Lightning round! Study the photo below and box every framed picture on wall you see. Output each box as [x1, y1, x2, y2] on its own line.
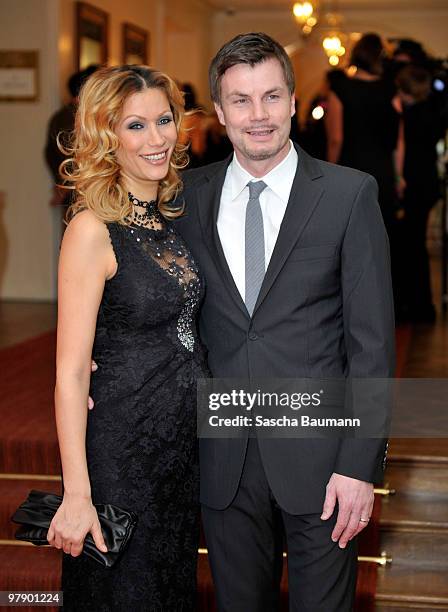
[122, 23, 149, 65]
[0, 51, 39, 102]
[76, 1, 109, 70]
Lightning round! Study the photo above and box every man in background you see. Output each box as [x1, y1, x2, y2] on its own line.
[44, 65, 98, 210]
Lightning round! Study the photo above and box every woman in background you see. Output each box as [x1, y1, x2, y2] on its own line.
[47, 65, 207, 610]
[396, 63, 445, 321]
[325, 33, 403, 233]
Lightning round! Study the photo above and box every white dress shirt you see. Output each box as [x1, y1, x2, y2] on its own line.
[217, 140, 298, 300]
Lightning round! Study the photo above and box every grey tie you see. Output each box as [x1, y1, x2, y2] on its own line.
[245, 180, 267, 316]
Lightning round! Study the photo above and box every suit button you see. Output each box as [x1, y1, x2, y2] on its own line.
[248, 331, 258, 341]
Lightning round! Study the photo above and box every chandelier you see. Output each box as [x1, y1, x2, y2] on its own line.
[292, 0, 350, 66]
[322, 34, 346, 66]
[292, 2, 318, 36]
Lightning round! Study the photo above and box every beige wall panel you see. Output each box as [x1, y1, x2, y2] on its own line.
[0, 0, 59, 300]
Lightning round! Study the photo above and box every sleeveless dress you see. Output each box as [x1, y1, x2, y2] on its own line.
[61, 212, 207, 611]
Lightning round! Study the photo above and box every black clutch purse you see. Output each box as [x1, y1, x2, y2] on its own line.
[11, 490, 138, 568]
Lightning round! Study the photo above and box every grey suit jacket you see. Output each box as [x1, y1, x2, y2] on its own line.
[175, 143, 395, 514]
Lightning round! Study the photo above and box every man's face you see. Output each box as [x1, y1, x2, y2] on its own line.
[214, 57, 295, 169]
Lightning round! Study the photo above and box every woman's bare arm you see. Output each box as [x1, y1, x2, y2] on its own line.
[326, 91, 344, 163]
[392, 95, 406, 199]
[48, 210, 116, 557]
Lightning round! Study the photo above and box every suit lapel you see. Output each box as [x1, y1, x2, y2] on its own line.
[252, 145, 324, 316]
[196, 158, 249, 318]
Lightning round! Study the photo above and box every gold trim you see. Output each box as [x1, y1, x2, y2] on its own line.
[199, 548, 391, 564]
[374, 483, 396, 496]
[199, 547, 288, 557]
[0, 474, 61, 481]
[358, 552, 392, 566]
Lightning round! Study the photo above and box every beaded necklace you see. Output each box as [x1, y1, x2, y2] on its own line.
[128, 192, 162, 229]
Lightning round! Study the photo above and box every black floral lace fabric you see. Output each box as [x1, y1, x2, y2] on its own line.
[61, 219, 208, 611]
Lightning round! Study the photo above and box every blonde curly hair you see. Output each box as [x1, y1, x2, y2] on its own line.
[60, 65, 188, 223]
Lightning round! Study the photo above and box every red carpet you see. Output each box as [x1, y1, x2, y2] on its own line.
[0, 330, 59, 474]
[395, 324, 413, 378]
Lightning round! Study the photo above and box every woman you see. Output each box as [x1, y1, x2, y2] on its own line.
[47, 65, 207, 611]
[395, 63, 443, 322]
[325, 33, 403, 232]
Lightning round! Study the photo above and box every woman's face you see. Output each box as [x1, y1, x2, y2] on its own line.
[115, 87, 177, 189]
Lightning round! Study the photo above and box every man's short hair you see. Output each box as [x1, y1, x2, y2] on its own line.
[209, 32, 295, 104]
[67, 64, 100, 98]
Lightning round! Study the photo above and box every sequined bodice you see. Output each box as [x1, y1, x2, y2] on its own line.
[127, 221, 202, 352]
[92, 218, 204, 365]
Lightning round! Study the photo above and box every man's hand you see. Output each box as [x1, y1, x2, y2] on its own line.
[88, 360, 97, 410]
[321, 473, 374, 548]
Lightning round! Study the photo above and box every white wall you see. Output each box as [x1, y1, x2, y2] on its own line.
[212, 9, 300, 54]
[0, 0, 59, 300]
[161, 0, 214, 109]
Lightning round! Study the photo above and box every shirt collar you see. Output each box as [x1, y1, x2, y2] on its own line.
[230, 140, 298, 203]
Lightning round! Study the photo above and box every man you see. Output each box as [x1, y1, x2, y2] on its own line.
[44, 65, 98, 210]
[175, 33, 395, 611]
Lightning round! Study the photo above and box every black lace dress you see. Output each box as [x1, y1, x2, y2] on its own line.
[61, 205, 207, 611]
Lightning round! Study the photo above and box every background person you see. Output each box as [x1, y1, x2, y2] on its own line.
[179, 82, 209, 167]
[395, 63, 447, 321]
[44, 65, 98, 210]
[325, 33, 403, 232]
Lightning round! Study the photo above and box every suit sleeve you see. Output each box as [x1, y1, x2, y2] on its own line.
[335, 174, 395, 483]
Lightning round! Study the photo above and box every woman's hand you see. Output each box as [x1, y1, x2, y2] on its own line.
[47, 494, 108, 557]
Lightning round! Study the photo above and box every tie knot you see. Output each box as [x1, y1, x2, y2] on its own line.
[247, 180, 267, 200]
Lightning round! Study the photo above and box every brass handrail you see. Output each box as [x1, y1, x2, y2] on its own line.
[199, 547, 392, 565]
[358, 551, 392, 566]
[374, 483, 396, 496]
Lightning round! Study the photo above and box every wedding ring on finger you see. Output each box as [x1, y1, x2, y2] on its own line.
[359, 517, 370, 523]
